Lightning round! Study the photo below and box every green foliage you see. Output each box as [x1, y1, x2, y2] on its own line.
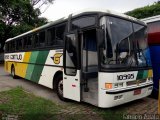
[126, 1, 160, 19]
[0, 0, 49, 52]
[0, 87, 59, 120]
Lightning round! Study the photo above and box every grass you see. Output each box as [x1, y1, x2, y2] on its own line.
[0, 87, 60, 120]
[0, 87, 126, 120]
[95, 107, 126, 120]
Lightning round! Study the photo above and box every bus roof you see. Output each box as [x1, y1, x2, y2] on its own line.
[141, 15, 160, 23]
[6, 9, 143, 43]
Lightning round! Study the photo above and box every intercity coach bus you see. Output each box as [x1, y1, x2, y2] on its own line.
[4, 9, 153, 108]
[142, 15, 160, 98]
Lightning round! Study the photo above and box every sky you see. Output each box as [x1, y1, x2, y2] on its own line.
[40, 0, 157, 21]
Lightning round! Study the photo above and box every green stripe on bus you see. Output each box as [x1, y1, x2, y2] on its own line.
[136, 71, 144, 80]
[136, 70, 148, 80]
[25, 64, 35, 80]
[143, 70, 148, 79]
[30, 50, 49, 83]
[25, 51, 39, 80]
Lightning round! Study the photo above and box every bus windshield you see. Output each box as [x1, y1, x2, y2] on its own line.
[100, 16, 151, 70]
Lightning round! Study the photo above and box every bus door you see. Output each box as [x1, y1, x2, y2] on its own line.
[63, 32, 81, 101]
[81, 29, 98, 105]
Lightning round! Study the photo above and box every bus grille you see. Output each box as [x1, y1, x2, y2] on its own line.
[126, 79, 147, 86]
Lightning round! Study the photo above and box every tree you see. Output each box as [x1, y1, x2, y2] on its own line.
[0, 0, 49, 52]
[31, 0, 54, 7]
[126, 1, 160, 19]
[31, 0, 54, 13]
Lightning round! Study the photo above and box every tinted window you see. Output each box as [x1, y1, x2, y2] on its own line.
[72, 16, 95, 30]
[24, 37, 28, 49]
[55, 24, 65, 45]
[133, 23, 147, 50]
[16, 39, 23, 50]
[33, 33, 39, 47]
[8, 42, 11, 52]
[47, 27, 55, 46]
[65, 34, 77, 75]
[39, 31, 45, 47]
[11, 41, 15, 51]
[5, 43, 10, 52]
[27, 36, 32, 48]
[5, 43, 8, 52]
[109, 16, 133, 51]
[19, 39, 23, 50]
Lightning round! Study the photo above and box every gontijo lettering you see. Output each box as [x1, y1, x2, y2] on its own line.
[5, 54, 22, 60]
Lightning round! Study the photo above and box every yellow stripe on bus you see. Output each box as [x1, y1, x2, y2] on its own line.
[16, 52, 31, 78]
[148, 69, 153, 78]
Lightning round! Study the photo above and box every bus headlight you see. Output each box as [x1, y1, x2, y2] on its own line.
[114, 83, 118, 88]
[114, 83, 123, 88]
[105, 83, 124, 89]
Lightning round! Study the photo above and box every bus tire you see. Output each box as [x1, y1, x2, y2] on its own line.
[11, 65, 17, 79]
[55, 75, 66, 101]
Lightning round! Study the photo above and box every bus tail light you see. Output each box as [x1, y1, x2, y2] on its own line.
[105, 83, 112, 89]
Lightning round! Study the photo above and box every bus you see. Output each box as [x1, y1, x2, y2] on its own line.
[4, 9, 153, 108]
[142, 15, 160, 98]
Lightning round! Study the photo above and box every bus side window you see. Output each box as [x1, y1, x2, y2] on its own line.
[11, 41, 15, 52]
[27, 36, 32, 49]
[8, 42, 11, 52]
[15, 39, 19, 51]
[55, 24, 65, 46]
[5, 43, 9, 52]
[24, 37, 28, 49]
[47, 27, 55, 46]
[33, 33, 39, 48]
[5, 43, 8, 52]
[16, 39, 23, 51]
[39, 31, 45, 47]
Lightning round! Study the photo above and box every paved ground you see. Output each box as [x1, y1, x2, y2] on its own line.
[0, 64, 63, 105]
[0, 64, 159, 119]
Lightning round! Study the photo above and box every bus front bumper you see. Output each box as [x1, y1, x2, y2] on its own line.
[98, 84, 153, 108]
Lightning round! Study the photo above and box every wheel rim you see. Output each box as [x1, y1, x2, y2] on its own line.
[58, 80, 63, 96]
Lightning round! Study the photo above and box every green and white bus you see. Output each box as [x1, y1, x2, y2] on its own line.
[4, 9, 153, 108]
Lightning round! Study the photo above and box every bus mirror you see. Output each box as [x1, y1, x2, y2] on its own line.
[97, 29, 104, 47]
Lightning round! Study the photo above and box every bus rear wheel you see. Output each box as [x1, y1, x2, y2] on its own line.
[11, 66, 17, 79]
[55, 75, 66, 101]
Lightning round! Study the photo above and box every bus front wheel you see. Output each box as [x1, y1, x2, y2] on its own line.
[56, 75, 66, 101]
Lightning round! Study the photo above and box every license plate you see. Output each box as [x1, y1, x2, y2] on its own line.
[134, 89, 141, 95]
